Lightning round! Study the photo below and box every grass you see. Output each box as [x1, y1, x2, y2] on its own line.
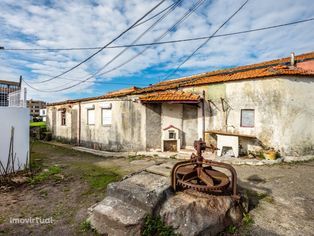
[143, 215, 177, 236]
[80, 220, 93, 232]
[84, 169, 120, 190]
[224, 225, 237, 234]
[29, 165, 62, 184]
[30, 121, 46, 127]
[242, 213, 254, 226]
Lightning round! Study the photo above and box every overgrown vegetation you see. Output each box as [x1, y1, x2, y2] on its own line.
[29, 165, 62, 185]
[143, 215, 177, 236]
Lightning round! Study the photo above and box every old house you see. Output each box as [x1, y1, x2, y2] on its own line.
[47, 51, 314, 157]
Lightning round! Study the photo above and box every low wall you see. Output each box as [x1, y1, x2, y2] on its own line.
[0, 107, 29, 173]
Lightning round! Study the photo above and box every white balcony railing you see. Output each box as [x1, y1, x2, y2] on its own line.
[8, 88, 27, 107]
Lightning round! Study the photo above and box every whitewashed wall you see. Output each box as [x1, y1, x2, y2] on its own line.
[0, 107, 29, 173]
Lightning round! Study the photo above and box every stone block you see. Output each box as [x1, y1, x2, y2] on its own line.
[106, 171, 173, 213]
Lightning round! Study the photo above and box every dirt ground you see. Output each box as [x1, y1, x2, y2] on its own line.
[0, 142, 313, 236]
[0, 142, 170, 236]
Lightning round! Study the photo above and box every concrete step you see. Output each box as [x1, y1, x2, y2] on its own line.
[90, 196, 146, 236]
[106, 171, 173, 213]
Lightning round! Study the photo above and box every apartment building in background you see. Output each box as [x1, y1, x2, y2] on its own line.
[27, 99, 46, 119]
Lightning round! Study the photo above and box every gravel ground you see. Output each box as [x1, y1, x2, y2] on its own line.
[234, 161, 314, 236]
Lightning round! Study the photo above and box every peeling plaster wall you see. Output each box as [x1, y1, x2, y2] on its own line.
[161, 103, 183, 148]
[145, 104, 162, 150]
[47, 76, 313, 156]
[79, 99, 146, 151]
[198, 76, 314, 156]
[47, 106, 74, 142]
[182, 104, 198, 148]
[48, 98, 146, 151]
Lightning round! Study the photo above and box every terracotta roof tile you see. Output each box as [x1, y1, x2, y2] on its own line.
[183, 65, 314, 87]
[139, 91, 200, 103]
[48, 86, 139, 106]
[48, 51, 314, 106]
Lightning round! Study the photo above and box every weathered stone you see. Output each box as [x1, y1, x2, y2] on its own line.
[146, 163, 175, 177]
[106, 171, 173, 213]
[90, 196, 146, 236]
[160, 190, 243, 236]
[90, 171, 173, 235]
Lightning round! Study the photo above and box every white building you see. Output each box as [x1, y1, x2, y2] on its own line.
[0, 80, 29, 174]
[40, 108, 47, 122]
[47, 52, 314, 157]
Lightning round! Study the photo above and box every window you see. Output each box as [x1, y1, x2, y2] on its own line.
[61, 110, 66, 126]
[241, 109, 255, 127]
[168, 130, 176, 139]
[87, 109, 95, 125]
[102, 108, 112, 125]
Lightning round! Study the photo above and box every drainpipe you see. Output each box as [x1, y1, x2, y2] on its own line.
[202, 90, 206, 140]
[78, 102, 81, 146]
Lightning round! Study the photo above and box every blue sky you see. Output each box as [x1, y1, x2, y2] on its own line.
[0, 0, 314, 102]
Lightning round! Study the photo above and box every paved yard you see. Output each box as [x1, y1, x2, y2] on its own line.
[0, 141, 313, 236]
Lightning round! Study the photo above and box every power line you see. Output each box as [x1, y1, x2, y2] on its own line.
[2, 17, 313, 52]
[30, 0, 183, 86]
[84, 0, 206, 85]
[160, 0, 249, 82]
[24, 0, 207, 92]
[33, 0, 167, 83]
[133, 1, 179, 28]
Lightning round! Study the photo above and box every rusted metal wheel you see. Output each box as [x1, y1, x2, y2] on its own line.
[175, 164, 230, 192]
[171, 139, 239, 200]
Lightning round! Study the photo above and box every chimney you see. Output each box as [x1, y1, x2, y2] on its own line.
[290, 52, 295, 66]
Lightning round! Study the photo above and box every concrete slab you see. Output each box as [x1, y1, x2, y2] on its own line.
[145, 163, 175, 177]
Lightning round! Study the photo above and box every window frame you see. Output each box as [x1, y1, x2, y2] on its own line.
[240, 109, 255, 128]
[101, 107, 112, 126]
[61, 110, 66, 126]
[87, 108, 95, 126]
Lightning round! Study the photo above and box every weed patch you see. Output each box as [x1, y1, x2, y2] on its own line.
[224, 225, 237, 234]
[29, 165, 61, 184]
[242, 213, 254, 226]
[80, 220, 99, 235]
[143, 215, 177, 236]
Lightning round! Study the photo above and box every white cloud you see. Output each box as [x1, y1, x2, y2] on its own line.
[0, 0, 313, 102]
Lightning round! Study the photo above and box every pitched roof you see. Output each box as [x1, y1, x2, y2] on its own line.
[139, 91, 200, 103]
[183, 65, 314, 87]
[149, 51, 314, 88]
[48, 51, 314, 106]
[133, 52, 314, 94]
[48, 86, 139, 106]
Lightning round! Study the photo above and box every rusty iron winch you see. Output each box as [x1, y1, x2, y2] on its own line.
[171, 139, 239, 200]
